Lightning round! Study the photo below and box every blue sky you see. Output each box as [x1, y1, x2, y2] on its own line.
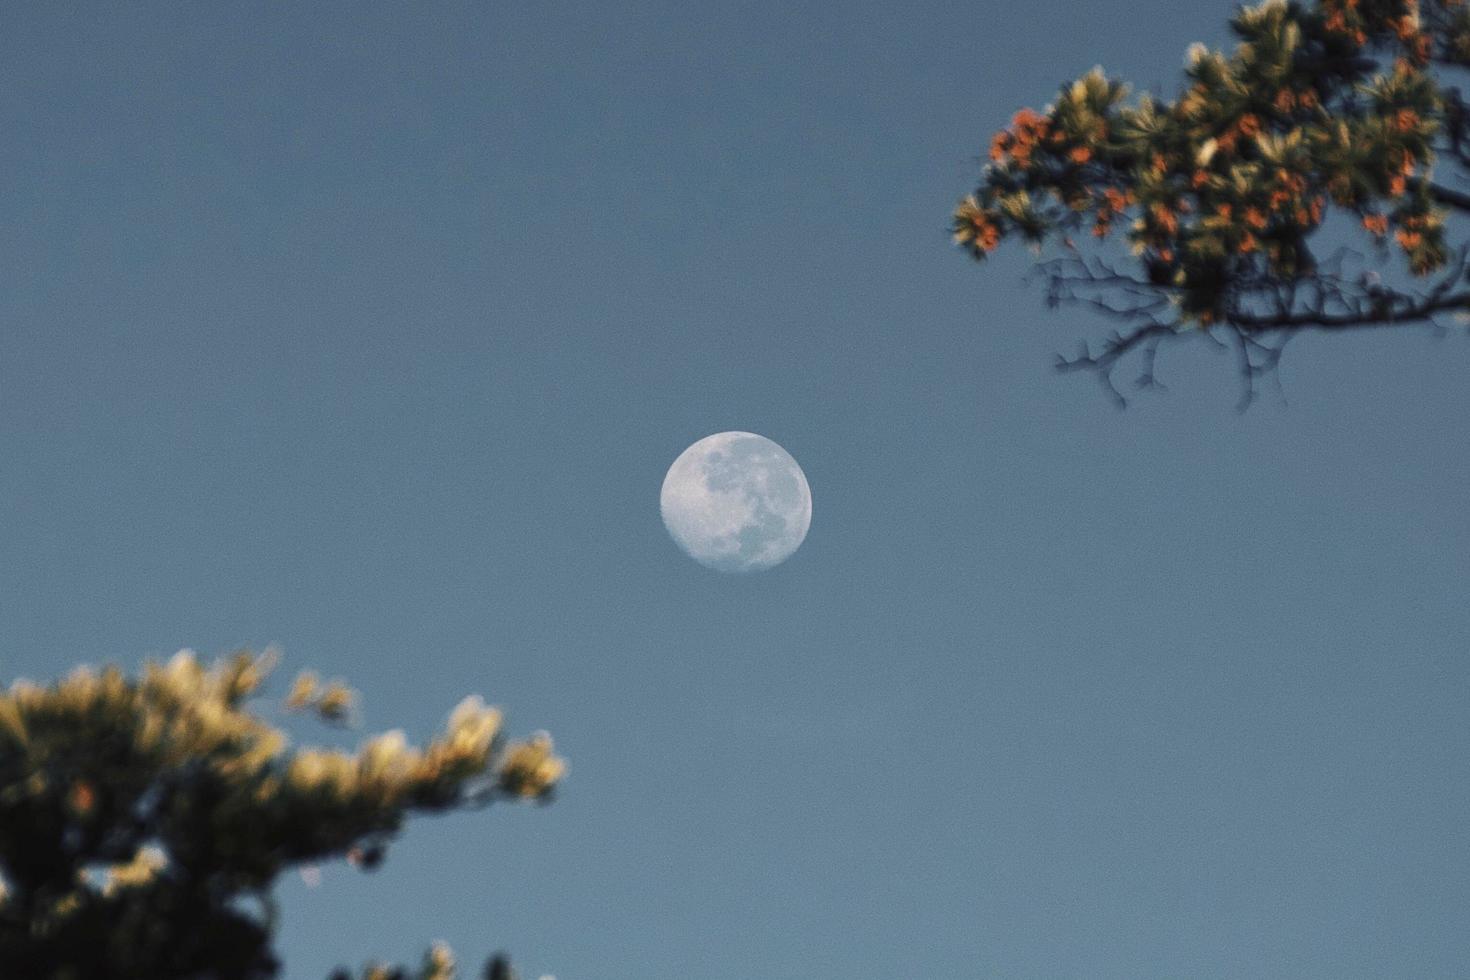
[3, 1, 1469, 977]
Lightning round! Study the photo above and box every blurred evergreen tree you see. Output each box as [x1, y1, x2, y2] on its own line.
[0, 651, 563, 979]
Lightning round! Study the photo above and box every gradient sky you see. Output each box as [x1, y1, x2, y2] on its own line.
[3, 2, 1469, 977]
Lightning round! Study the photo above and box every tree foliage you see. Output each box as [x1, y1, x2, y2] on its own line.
[0, 651, 564, 979]
[953, 0, 1470, 402]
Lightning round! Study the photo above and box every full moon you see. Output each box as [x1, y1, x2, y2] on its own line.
[660, 432, 812, 573]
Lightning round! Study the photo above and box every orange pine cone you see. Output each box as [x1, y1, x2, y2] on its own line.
[989, 132, 1011, 162]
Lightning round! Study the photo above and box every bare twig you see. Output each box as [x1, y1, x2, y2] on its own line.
[1038, 244, 1470, 405]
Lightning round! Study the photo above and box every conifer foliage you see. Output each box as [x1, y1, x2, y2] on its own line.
[954, 0, 1470, 400]
[0, 651, 564, 979]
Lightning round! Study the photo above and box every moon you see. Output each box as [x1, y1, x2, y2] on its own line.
[660, 432, 813, 573]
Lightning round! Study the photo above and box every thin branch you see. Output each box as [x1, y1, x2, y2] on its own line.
[1054, 321, 1178, 407]
[1038, 242, 1470, 405]
[1410, 177, 1470, 213]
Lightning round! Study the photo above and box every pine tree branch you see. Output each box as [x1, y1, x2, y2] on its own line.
[1229, 289, 1470, 330]
[1414, 177, 1470, 213]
